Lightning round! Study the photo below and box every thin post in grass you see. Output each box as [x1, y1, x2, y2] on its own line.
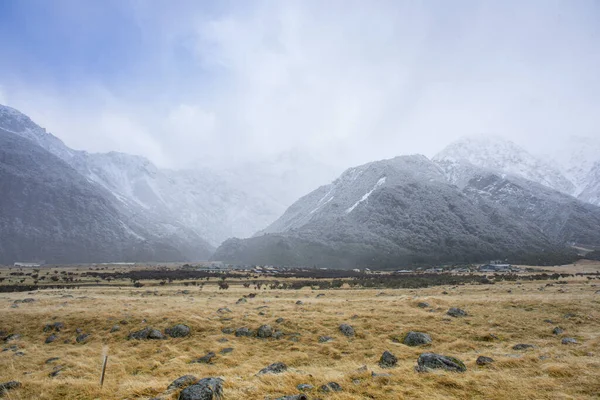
[100, 346, 109, 387]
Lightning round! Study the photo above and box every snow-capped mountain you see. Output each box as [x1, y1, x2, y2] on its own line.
[213, 155, 596, 268]
[0, 104, 281, 247]
[433, 136, 575, 195]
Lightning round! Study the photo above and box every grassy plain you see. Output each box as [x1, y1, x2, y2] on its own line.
[1, 262, 599, 399]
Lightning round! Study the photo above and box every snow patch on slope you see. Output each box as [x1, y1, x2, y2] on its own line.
[346, 177, 386, 214]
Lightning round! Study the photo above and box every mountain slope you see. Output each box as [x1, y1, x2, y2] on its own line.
[213, 156, 572, 268]
[0, 128, 212, 264]
[0, 104, 279, 246]
[434, 136, 575, 195]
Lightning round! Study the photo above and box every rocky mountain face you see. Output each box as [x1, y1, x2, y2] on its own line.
[0, 128, 212, 264]
[212, 155, 596, 268]
[0, 104, 280, 249]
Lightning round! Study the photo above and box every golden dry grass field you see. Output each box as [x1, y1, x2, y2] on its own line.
[1, 263, 600, 399]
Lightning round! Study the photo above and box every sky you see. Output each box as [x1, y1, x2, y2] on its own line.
[0, 0, 598, 170]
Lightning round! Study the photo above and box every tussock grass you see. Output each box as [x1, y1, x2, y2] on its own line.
[1, 265, 600, 399]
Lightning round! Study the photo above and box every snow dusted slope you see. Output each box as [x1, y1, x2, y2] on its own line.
[0, 104, 280, 247]
[434, 136, 575, 195]
[579, 161, 600, 205]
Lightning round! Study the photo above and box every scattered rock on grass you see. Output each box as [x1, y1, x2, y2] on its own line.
[379, 351, 398, 368]
[512, 344, 534, 351]
[403, 332, 432, 346]
[256, 325, 273, 338]
[235, 327, 253, 337]
[167, 375, 197, 391]
[191, 352, 216, 364]
[552, 327, 564, 335]
[0, 381, 21, 395]
[178, 377, 223, 400]
[274, 395, 308, 400]
[447, 308, 467, 317]
[45, 334, 58, 344]
[165, 324, 190, 338]
[562, 338, 577, 345]
[257, 362, 287, 375]
[76, 333, 90, 343]
[339, 324, 355, 337]
[476, 356, 494, 366]
[110, 325, 120, 333]
[318, 336, 333, 343]
[128, 327, 164, 340]
[319, 382, 342, 392]
[416, 353, 466, 372]
[45, 357, 60, 364]
[417, 302, 430, 308]
[297, 384, 313, 391]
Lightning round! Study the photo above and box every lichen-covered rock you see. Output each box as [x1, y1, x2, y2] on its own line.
[257, 362, 287, 375]
[379, 350, 398, 368]
[178, 377, 223, 400]
[165, 324, 190, 338]
[403, 331, 432, 346]
[318, 336, 333, 343]
[339, 324, 355, 337]
[416, 353, 466, 372]
[45, 334, 58, 344]
[297, 384, 314, 391]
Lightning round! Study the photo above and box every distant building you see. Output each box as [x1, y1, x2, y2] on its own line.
[14, 262, 43, 268]
[479, 263, 513, 273]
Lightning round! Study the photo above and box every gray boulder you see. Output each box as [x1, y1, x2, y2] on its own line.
[128, 327, 165, 340]
[379, 350, 398, 368]
[552, 327, 564, 335]
[275, 318, 284, 324]
[257, 362, 287, 375]
[235, 327, 253, 337]
[403, 331, 432, 346]
[76, 333, 90, 343]
[512, 344, 534, 350]
[297, 384, 314, 391]
[319, 382, 342, 392]
[562, 337, 577, 345]
[339, 324, 355, 337]
[416, 353, 466, 372]
[447, 308, 467, 317]
[476, 356, 494, 366]
[256, 325, 273, 338]
[178, 377, 224, 400]
[417, 302, 430, 308]
[45, 334, 58, 344]
[0, 380, 21, 395]
[168, 375, 198, 391]
[318, 336, 333, 343]
[191, 352, 216, 364]
[166, 324, 191, 338]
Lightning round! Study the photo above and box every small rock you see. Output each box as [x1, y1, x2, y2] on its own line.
[256, 325, 273, 338]
[110, 325, 121, 333]
[319, 382, 342, 392]
[318, 336, 334, 343]
[339, 324, 355, 337]
[221, 328, 233, 334]
[273, 396, 308, 400]
[552, 327, 564, 335]
[379, 351, 398, 368]
[512, 344, 534, 351]
[235, 327, 253, 337]
[275, 318, 284, 324]
[45, 357, 60, 364]
[45, 334, 58, 344]
[257, 362, 287, 375]
[447, 308, 467, 317]
[217, 338, 228, 343]
[167, 375, 197, 391]
[403, 331, 432, 347]
[476, 356, 494, 366]
[297, 383, 314, 391]
[217, 308, 231, 314]
[4, 334, 21, 342]
[165, 324, 191, 338]
[417, 302, 430, 308]
[295, 300, 303, 305]
[416, 353, 466, 372]
[76, 328, 83, 334]
[49, 365, 64, 377]
[0, 381, 21, 394]
[178, 377, 223, 400]
[562, 338, 577, 345]
[316, 294, 325, 298]
[236, 298, 247, 304]
[219, 348, 233, 354]
[191, 352, 216, 364]
[76, 333, 90, 343]
[128, 327, 165, 340]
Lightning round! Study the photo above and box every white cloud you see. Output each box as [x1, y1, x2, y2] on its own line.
[2, 1, 599, 170]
